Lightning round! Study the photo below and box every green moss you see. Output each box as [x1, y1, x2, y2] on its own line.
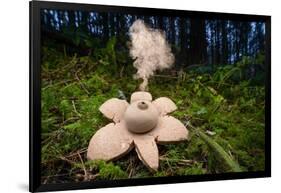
[87, 160, 128, 180]
[40, 39, 265, 183]
[177, 163, 206, 175]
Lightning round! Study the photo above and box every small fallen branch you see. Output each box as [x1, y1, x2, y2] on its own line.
[75, 71, 90, 95]
[72, 100, 82, 117]
[65, 148, 87, 158]
[153, 74, 178, 79]
[77, 151, 89, 181]
[159, 157, 197, 166]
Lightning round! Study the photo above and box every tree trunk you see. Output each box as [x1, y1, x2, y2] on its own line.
[109, 13, 115, 37]
[169, 17, 176, 45]
[179, 17, 188, 65]
[101, 12, 109, 41]
[221, 20, 228, 64]
[190, 18, 207, 65]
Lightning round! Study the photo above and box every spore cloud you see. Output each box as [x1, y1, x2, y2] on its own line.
[129, 20, 175, 91]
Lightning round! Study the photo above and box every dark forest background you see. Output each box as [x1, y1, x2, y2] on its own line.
[41, 9, 265, 68]
[40, 9, 266, 184]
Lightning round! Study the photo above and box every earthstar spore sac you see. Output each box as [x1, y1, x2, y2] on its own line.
[87, 91, 189, 171]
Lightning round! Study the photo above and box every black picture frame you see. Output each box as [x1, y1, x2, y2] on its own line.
[29, 1, 271, 192]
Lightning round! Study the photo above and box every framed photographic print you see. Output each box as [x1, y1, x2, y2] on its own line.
[29, 0, 271, 192]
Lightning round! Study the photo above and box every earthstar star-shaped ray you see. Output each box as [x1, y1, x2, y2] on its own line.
[87, 91, 189, 171]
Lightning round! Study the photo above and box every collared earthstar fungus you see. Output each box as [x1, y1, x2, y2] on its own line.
[87, 91, 189, 171]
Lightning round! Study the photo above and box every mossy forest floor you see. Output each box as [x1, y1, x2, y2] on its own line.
[41, 39, 265, 184]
